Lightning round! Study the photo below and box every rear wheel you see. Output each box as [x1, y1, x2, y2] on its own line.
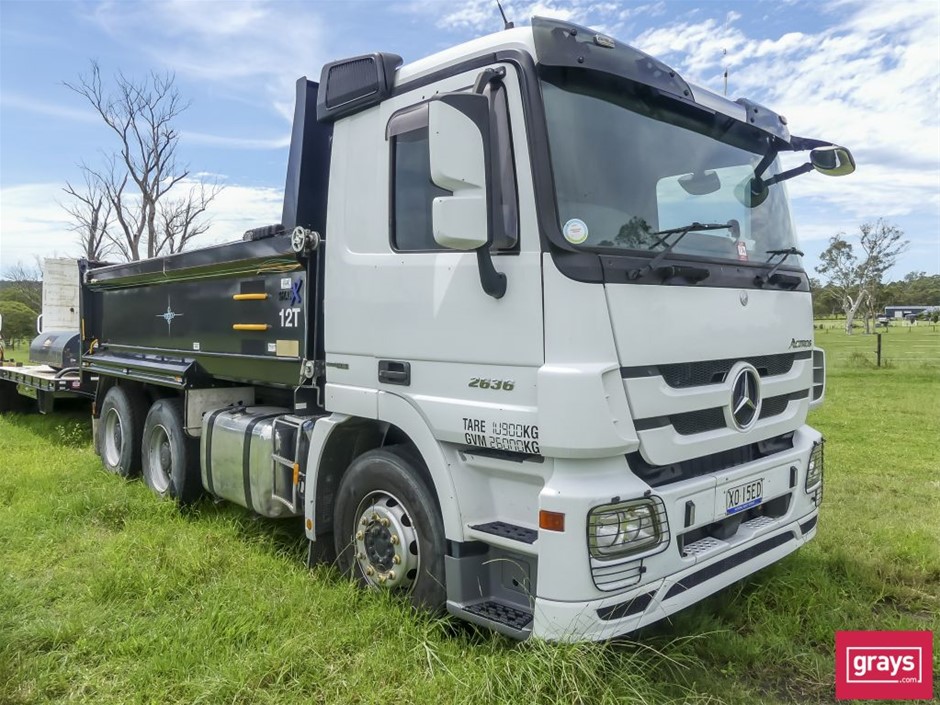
[141, 398, 202, 505]
[98, 385, 147, 477]
[334, 447, 446, 612]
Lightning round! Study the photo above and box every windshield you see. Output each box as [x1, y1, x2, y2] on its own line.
[541, 71, 801, 268]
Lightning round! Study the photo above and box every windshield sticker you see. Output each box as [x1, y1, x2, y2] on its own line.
[736, 240, 749, 261]
[563, 218, 589, 244]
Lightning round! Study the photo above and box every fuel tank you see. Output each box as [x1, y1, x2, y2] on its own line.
[200, 405, 301, 518]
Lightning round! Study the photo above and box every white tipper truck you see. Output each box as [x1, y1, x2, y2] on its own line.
[70, 17, 852, 641]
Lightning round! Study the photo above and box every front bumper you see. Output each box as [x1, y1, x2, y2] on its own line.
[532, 510, 818, 641]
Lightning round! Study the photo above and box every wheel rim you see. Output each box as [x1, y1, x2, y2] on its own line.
[102, 407, 124, 468]
[353, 491, 421, 591]
[146, 423, 172, 493]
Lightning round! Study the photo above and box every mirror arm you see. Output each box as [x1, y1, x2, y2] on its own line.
[473, 66, 506, 94]
[470, 65, 508, 300]
[762, 161, 814, 188]
[475, 248, 507, 298]
[788, 135, 832, 152]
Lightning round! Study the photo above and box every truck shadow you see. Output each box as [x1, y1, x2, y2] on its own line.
[0, 402, 93, 445]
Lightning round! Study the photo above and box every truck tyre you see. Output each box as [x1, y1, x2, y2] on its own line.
[334, 447, 446, 612]
[98, 385, 147, 478]
[141, 398, 202, 505]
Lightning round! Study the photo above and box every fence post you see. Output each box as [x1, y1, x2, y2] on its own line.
[876, 332, 882, 368]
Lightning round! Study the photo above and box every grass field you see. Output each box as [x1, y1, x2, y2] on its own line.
[1, 326, 938, 704]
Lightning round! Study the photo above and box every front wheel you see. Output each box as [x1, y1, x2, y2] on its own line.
[334, 447, 446, 612]
[141, 398, 202, 505]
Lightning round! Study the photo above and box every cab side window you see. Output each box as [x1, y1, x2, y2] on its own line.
[389, 104, 449, 251]
[388, 79, 518, 252]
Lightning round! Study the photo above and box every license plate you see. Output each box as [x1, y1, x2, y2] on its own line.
[725, 478, 763, 515]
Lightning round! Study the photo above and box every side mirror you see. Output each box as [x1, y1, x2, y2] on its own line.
[428, 89, 506, 299]
[810, 145, 856, 177]
[428, 94, 490, 250]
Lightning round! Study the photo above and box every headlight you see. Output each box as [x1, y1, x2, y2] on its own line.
[588, 498, 669, 560]
[806, 440, 824, 491]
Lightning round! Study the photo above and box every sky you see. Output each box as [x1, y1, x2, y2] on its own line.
[1, 0, 938, 279]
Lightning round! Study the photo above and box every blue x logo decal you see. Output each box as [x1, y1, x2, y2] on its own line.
[290, 279, 303, 306]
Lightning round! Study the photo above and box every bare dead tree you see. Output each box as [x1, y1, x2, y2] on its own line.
[64, 61, 221, 261]
[154, 180, 222, 256]
[61, 170, 113, 261]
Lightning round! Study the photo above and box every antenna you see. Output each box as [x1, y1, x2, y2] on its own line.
[722, 48, 729, 96]
[495, 0, 514, 29]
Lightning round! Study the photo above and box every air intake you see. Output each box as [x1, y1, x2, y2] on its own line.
[810, 348, 826, 407]
[316, 52, 402, 122]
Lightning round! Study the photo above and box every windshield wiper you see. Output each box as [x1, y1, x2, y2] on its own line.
[630, 221, 738, 282]
[754, 247, 804, 288]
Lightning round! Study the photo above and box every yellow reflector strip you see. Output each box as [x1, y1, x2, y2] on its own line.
[233, 293, 269, 301]
[233, 324, 270, 331]
[292, 463, 300, 485]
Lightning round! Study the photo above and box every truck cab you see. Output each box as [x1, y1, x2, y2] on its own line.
[79, 17, 850, 641]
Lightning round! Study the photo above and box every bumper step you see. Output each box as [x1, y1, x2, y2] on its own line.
[464, 599, 533, 631]
[470, 521, 537, 544]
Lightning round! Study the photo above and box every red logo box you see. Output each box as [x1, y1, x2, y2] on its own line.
[836, 631, 934, 701]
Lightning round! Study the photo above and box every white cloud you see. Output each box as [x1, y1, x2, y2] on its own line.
[0, 93, 98, 124]
[632, 0, 940, 243]
[0, 184, 76, 269]
[417, 0, 638, 32]
[199, 182, 284, 246]
[0, 180, 284, 268]
[181, 130, 291, 150]
[84, 0, 329, 125]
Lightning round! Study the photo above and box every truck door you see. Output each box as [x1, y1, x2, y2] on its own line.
[324, 62, 543, 451]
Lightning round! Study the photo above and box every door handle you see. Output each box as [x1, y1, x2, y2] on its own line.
[378, 360, 410, 386]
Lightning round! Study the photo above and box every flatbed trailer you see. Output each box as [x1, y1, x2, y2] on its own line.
[0, 259, 95, 413]
[0, 361, 95, 413]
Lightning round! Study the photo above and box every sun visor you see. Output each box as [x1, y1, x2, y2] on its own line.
[531, 16, 692, 101]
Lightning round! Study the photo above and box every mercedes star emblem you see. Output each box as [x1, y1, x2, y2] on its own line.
[726, 363, 762, 431]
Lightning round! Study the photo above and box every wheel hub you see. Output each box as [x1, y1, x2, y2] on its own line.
[146, 424, 172, 493]
[103, 408, 124, 467]
[353, 492, 420, 591]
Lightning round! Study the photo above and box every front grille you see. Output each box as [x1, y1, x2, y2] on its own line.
[759, 396, 788, 418]
[624, 351, 810, 389]
[671, 407, 726, 435]
[627, 433, 795, 487]
[637, 390, 808, 436]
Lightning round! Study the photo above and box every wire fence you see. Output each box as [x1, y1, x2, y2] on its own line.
[814, 319, 940, 369]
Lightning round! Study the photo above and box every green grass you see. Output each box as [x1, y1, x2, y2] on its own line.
[1, 329, 938, 704]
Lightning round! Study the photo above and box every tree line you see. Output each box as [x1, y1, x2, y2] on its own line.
[811, 219, 932, 334]
[811, 270, 939, 322]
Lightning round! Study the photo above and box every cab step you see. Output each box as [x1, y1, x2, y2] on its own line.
[469, 521, 537, 544]
[452, 599, 534, 638]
